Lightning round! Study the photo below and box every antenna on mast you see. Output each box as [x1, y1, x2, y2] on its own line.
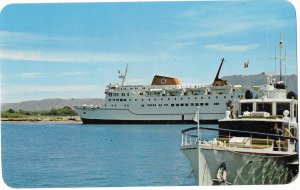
[285, 49, 287, 83]
[274, 42, 277, 74]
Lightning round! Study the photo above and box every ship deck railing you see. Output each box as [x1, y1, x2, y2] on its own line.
[181, 126, 298, 153]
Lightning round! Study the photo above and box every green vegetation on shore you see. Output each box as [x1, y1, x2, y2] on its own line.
[1, 106, 81, 122]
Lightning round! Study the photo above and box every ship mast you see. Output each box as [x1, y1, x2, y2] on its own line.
[118, 64, 128, 86]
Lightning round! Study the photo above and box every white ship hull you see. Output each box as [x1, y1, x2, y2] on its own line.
[75, 108, 226, 124]
[181, 143, 298, 185]
[74, 94, 236, 124]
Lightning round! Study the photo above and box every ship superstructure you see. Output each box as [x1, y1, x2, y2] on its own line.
[74, 59, 247, 124]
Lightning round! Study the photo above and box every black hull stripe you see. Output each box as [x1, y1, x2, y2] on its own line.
[180, 147, 197, 150]
[218, 120, 284, 137]
[81, 118, 218, 124]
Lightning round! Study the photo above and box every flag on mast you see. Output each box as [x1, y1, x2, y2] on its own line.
[244, 61, 249, 68]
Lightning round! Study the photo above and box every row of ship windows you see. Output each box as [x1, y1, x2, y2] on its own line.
[107, 92, 244, 99]
[145, 102, 218, 107]
[108, 93, 130, 97]
[107, 102, 220, 107]
[111, 87, 208, 90]
[110, 87, 146, 90]
[108, 95, 238, 102]
[111, 87, 198, 91]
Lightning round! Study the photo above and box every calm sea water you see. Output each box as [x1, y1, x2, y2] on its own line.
[1, 122, 218, 188]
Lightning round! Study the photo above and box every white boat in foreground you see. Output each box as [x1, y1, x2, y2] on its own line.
[180, 77, 298, 185]
[180, 34, 298, 185]
[180, 123, 298, 185]
[181, 84, 298, 186]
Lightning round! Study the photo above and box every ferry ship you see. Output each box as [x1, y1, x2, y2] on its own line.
[74, 59, 247, 124]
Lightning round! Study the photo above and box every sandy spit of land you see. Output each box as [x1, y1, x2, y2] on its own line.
[1, 116, 82, 123]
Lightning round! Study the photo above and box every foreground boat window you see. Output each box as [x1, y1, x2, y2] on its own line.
[240, 103, 253, 114]
[256, 102, 272, 113]
[276, 102, 290, 116]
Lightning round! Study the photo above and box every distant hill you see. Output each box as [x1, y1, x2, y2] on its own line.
[222, 73, 298, 92]
[1, 98, 104, 112]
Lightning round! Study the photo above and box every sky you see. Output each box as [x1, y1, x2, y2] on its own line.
[0, 0, 298, 103]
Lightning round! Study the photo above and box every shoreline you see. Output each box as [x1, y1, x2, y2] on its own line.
[1, 120, 83, 124]
[1, 116, 82, 124]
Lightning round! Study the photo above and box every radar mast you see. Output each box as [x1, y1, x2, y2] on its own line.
[118, 64, 128, 86]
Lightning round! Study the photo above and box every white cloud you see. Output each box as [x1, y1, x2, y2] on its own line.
[176, 17, 287, 41]
[174, 4, 289, 40]
[178, 9, 202, 19]
[0, 31, 170, 63]
[0, 49, 156, 63]
[167, 41, 197, 51]
[0, 31, 171, 63]
[0, 31, 85, 45]
[2, 84, 97, 95]
[204, 43, 259, 52]
[61, 72, 85, 76]
[19, 72, 43, 79]
[158, 5, 289, 54]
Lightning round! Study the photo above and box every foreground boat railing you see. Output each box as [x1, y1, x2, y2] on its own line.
[181, 126, 298, 153]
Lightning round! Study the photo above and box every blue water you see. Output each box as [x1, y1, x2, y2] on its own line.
[1, 123, 216, 188]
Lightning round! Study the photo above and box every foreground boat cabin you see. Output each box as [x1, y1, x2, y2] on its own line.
[219, 98, 298, 136]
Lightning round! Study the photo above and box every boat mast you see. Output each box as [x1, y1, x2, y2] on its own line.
[279, 33, 283, 81]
